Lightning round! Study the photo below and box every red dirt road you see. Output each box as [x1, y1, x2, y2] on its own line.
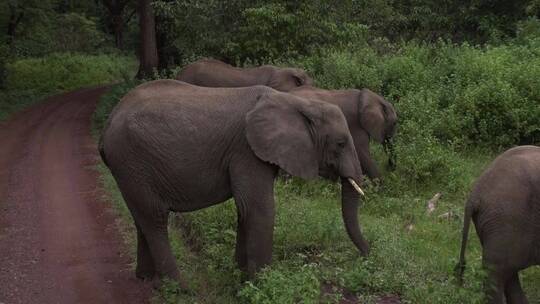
[0, 88, 151, 304]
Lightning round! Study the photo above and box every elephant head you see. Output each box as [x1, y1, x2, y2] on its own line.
[246, 92, 370, 255]
[267, 67, 314, 92]
[358, 89, 398, 170]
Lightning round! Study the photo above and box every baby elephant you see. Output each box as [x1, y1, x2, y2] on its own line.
[176, 58, 313, 92]
[456, 145, 540, 304]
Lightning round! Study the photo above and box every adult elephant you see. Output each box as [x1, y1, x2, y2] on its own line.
[176, 58, 313, 92]
[99, 80, 369, 286]
[456, 145, 540, 304]
[290, 86, 397, 181]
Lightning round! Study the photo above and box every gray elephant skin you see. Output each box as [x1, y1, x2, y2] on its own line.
[176, 58, 313, 92]
[456, 145, 540, 304]
[290, 85, 398, 180]
[99, 79, 369, 285]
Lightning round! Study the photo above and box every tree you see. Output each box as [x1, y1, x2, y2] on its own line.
[136, 0, 158, 79]
[6, 2, 24, 45]
[101, 0, 136, 49]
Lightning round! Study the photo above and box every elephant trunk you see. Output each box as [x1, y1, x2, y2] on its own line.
[341, 178, 370, 256]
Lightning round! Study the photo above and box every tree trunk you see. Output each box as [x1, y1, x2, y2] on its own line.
[136, 0, 158, 79]
[112, 14, 124, 49]
[7, 6, 24, 46]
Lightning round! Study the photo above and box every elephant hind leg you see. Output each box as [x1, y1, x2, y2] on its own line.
[484, 269, 506, 304]
[121, 187, 183, 287]
[135, 210, 180, 282]
[504, 272, 529, 304]
[135, 224, 156, 280]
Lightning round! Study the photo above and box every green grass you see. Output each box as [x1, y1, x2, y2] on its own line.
[92, 82, 540, 304]
[0, 53, 136, 121]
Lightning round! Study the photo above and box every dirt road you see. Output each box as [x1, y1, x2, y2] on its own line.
[0, 87, 151, 304]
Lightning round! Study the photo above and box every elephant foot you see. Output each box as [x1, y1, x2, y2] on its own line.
[136, 269, 155, 281]
[358, 241, 370, 257]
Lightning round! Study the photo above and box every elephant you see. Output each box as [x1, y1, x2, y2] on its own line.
[175, 58, 313, 92]
[99, 79, 369, 285]
[289, 85, 398, 181]
[456, 145, 540, 304]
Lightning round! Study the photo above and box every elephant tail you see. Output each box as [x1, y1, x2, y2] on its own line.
[455, 198, 474, 285]
[98, 134, 109, 167]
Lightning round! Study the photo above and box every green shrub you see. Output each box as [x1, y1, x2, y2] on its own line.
[11, 11, 110, 58]
[292, 48, 382, 91]
[231, 3, 369, 64]
[238, 264, 320, 304]
[5, 53, 135, 95]
[1, 53, 136, 121]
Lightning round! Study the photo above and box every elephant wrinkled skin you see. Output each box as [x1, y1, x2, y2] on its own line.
[290, 86, 398, 181]
[456, 145, 540, 304]
[176, 58, 313, 92]
[99, 80, 369, 285]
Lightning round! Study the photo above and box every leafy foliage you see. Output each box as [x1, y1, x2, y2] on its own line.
[0, 53, 135, 121]
[5, 53, 135, 94]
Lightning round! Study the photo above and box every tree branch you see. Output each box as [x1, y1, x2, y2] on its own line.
[124, 8, 137, 25]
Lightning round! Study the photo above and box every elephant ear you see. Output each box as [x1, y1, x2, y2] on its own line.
[358, 89, 390, 143]
[246, 92, 319, 179]
[292, 69, 313, 86]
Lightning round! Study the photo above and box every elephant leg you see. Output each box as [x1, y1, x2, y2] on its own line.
[352, 131, 381, 181]
[135, 223, 155, 280]
[230, 156, 277, 279]
[124, 190, 182, 287]
[137, 213, 179, 282]
[244, 199, 275, 279]
[481, 231, 530, 304]
[234, 211, 248, 272]
[505, 272, 529, 304]
[484, 268, 506, 304]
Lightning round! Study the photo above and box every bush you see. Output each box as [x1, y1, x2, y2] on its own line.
[238, 265, 320, 304]
[11, 11, 110, 58]
[5, 53, 135, 95]
[1, 53, 136, 121]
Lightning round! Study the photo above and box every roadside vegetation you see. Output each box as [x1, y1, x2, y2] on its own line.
[0, 1, 136, 121]
[0, 53, 135, 120]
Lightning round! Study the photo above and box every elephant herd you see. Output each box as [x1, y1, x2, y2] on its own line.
[99, 58, 539, 303]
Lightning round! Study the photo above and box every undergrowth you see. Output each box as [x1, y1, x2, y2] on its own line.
[0, 53, 135, 121]
[92, 38, 540, 303]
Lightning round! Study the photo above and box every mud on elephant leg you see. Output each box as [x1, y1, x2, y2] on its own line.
[135, 224, 156, 280]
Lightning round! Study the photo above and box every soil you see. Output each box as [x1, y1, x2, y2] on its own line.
[0, 87, 152, 304]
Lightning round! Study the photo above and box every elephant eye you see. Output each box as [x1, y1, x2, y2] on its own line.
[293, 76, 303, 86]
[337, 141, 346, 149]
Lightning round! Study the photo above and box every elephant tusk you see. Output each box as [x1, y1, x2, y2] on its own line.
[348, 178, 365, 196]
